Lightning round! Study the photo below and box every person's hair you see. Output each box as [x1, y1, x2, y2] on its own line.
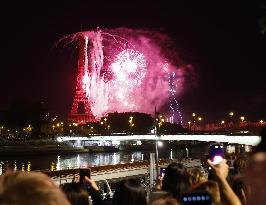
[149, 191, 171, 205]
[161, 162, 189, 201]
[60, 183, 89, 205]
[112, 178, 146, 205]
[233, 156, 247, 174]
[187, 168, 206, 186]
[232, 175, 249, 205]
[190, 180, 221, 204]
[0, 171, 71, 205]
[151, 197, 180, 205]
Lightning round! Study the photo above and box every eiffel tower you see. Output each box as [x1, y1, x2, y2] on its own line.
[68, 37, 95, 124]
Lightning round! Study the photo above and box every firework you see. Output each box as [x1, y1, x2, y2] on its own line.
[110, 49, 147, 87]
[60, 28, 191, 120]
[163, 63, 183, 124]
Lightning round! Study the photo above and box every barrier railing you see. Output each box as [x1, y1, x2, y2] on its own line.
[43, 160, 170, 183]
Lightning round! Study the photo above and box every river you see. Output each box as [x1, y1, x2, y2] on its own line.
[0, 148, 193, 174]
[0, 141, 241, 174]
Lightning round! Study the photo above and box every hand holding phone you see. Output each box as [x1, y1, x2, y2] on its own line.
[209, 143, 224, 165]
[79, 168, 91, 184]
[79, 168, 100, 192]
[207, 159, 229, 180]
[160, 167, 166, 178]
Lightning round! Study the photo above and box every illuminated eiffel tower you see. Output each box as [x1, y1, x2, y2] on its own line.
[68, 37, 95, 124]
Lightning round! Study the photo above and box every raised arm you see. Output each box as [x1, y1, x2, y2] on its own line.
[208, 159, 241, 205]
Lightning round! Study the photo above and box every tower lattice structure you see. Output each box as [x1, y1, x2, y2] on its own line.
[68, 38, 95, 124]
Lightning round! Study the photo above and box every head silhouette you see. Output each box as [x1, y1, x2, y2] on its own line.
[0, 171, 70, 205]
[162, 162, 189, 201]
[60, 183, 89, 205]
[112, 178, 147, 205]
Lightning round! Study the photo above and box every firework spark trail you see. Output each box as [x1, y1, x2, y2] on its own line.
[163, 63, 183, 124]
[82, 36, 89, 91]
[85, 31, 109, 116]
[60, 28, 193, 120]
[171, 72, 183, 124]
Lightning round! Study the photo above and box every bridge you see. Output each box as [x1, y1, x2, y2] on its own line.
[57, 133, 261, 146]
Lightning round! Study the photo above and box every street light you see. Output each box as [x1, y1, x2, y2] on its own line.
[228, 112, 235, 129]
[158, 115, 165, 134]
[196, 117, 202, 131]
[188, 121, 191, 130]
[90, 127, 94, 134]
[104, 118, 107, 130]
[129, 116, 134, 134]
[0, 126, 3, 134]
[192, 113, 196, 131]
[239, 116, 245, 133]
[129, 116, 133, 124]
[158, 122, 162, 131]
[157, 115, 165, 135]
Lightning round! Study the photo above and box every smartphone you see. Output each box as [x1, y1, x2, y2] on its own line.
[79, 168, 91, 183]
[160, 167, 166, 178]
[181, 191, 212, 205]
[209, 143, 224, 165]
[103, 183, 108, 194]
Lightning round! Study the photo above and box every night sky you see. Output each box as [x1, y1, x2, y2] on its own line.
[0, 1, 265, 122]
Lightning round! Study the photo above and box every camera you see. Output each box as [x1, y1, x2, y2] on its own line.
[209, 143, 224, 165]
[181, 191, 212, 205]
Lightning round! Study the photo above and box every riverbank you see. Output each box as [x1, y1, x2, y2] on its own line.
[0, 145, 87, 156]
[0, 138, 210, 157]
[0, 138, 113, 156]
[0, 144, 123, 156]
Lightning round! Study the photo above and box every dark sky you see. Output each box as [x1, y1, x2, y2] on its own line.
[0, 1, 265, 122]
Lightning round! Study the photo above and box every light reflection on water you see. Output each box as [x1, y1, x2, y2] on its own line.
[0, 151, 149, 174]
[0, 149, 189, 174]
[57, 151, 144, 170]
